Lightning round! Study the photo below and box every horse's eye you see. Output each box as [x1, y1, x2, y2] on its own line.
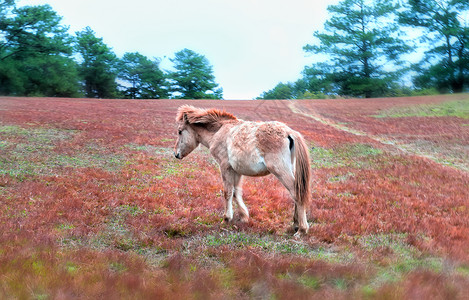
[178, 130, 182, 135]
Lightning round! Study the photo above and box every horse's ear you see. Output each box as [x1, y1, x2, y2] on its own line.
[176, 105, 196, 123]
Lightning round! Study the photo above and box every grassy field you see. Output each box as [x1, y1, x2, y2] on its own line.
[0, 95, 468, 299]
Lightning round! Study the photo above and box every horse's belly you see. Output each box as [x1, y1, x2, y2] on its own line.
[227, 122, 271, 176]
[228, 148, 269, 176]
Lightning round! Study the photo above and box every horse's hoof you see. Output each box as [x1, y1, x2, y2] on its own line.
[294, 227, 308, 238]
[223, 217, 232, 223]
[240, 216, 249, 223]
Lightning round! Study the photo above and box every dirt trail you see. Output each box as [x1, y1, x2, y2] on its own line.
[288, 101, 469, 173]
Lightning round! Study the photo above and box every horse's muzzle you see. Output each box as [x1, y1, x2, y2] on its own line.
[174, 152, 181, 159]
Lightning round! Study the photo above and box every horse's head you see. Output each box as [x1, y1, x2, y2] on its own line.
[174, 113, 199, 159]
[174, 105, 236, 159]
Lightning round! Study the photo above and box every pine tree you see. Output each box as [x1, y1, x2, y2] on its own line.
[75, 27, 118, 98]
[304, 0, 412, 98]
[168, 48, 222, 99]
[118, 52, 168, 99]
[399, 0, 469, 93]
[0, 3, 81, 97]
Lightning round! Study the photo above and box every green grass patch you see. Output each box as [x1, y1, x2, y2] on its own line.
[124, 143, 173, 156]
[373, 99, 469, 119]
[56, 223, 75, 232]
[0, 124, 77, 141]
[203, 232, 311, 255]
[456, 265, 469, 276]
[0, 146, 125, 179]
[190, 232, 352, 263]
[160, 138, 174, 143]
[298, 274, 322, 289]
[125, 144, 216, 178]
[311, 143, 383, 169]
[53, 151, 125, 171]
[358, 234, 444, 288]
[90, 206, 138, 251]
[0, 140, 10, 149]
[160, 157, 202, 178]
[65, 261, 79, 275]
[0, 124, 127, 179]
[396, 139, 469, 172]
[328, 172, 355, 183]
[119, 204, 145, 216]
[0, 125, 29, 135]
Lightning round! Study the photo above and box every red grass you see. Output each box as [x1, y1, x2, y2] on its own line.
[1, 96, 468, 298]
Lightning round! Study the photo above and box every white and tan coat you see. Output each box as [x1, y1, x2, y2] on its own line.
[174, 105, 311, 235]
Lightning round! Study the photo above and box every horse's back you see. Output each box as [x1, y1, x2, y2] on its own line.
[225, 121, 292, 176]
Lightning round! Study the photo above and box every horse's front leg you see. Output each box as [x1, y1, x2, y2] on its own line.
[234, 175, 249, 223]
[221, 168, 236, 223]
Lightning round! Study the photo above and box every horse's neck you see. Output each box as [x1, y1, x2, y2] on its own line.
[193, 125, 215, 148]
[193, 120, 238, 149]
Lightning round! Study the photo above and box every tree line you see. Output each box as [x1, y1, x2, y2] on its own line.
[1, 0, 468, 100]
[259, 0, 469, 99]
[0, 0, 222, 99]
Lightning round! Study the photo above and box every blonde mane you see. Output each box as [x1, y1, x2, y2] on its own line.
[176, 105, 237, 125]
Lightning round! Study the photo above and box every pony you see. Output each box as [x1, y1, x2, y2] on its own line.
[174, 105, 311, 236]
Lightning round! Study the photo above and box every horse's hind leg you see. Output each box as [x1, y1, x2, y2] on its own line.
[293, 203, 299, 232]
[295, 203, 308, 236]
[234, 175, 249, 222]
[266, 155, 308, 236]
[280, 173, 308, 235]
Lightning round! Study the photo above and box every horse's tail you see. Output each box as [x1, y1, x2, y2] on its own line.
[289, 132, 311, 206]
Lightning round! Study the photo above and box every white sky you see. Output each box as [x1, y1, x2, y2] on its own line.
[16, 0, 340, 99]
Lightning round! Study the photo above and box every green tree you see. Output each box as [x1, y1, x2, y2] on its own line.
[399, 0, 469, 93]
[117, 52, 168, 99]
[258, 82, 294, 99]
[299, 64, 337, 97]
[0, 0, 15, 30]
[75, 27, 118, 98]
[304, 0, 412, 98]
[257, 78, 329, 100]
[0, 3, 81, 97]
[0, 0, 18, 61]
[168, 48, 222, 99]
